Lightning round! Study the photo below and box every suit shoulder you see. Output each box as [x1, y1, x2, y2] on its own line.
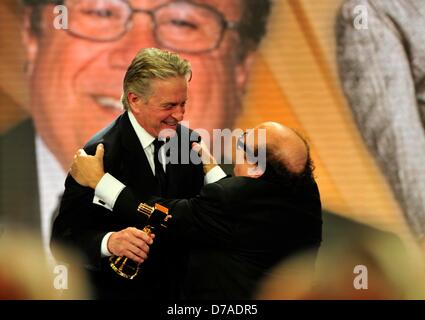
[83, 114, 123, 154]
[200, 181, 227, 203]
[177, 124, 200, 141]
[210, 177, 254, 202]
[202, 180, 226, 195]
[216, 176, 265, 190]
[1, 120, 34, 147]
[0, 120, 36, 167]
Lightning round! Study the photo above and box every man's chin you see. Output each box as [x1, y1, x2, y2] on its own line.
[158, 124, 178, 138]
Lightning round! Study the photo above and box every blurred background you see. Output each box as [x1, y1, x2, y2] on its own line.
[0, 0, 408, 235]
[1, 0, 423, 299]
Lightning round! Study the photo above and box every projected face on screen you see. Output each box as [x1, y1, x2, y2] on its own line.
[23, 0, 254, 169]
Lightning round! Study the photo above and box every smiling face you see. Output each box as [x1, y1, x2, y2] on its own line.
[129, 76, 188, 138]
[180, 0, 252, 132]
[23, 0, 253, 169]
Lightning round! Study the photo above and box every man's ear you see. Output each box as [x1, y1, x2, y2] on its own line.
[247, 163, 264, 179]
[233, 51, 256, 118]
[235, 51, 256, 97]
[22, 7, 39, 77]
[128, 92, 142, 113]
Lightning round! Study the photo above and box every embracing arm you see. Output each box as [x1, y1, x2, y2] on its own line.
[72, 153, 232, 248]
[66, 141, 226, 263]
[51, 144, 151, 269]
[113, 182, 233, 248]
[51, 174, 110, 269]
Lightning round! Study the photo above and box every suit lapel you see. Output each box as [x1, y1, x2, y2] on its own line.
[114, 115, 200, 197]
[118, 112, 159, 195]
[165, 124, 198, 197]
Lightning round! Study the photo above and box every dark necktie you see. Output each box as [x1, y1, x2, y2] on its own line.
[153, 139, 167, 197]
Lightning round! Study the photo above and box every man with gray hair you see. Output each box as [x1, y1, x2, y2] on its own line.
[0, 0, 272, 260]
[51, 48, 226, 299]
[70, 121, 323, 299]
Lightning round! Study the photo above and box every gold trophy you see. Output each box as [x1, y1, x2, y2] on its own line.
[109, 202, 172, 280]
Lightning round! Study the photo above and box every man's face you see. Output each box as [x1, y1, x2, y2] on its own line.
[233, 130, 258, 177]
[24, 0, 253, 169]
[130, 76, 187, 138]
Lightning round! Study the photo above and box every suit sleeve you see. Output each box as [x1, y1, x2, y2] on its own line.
[336, 0, 425, 237]
[51, 143, 129, 270]
[114, 182, 232, 247]
[51, 174, 108, 270]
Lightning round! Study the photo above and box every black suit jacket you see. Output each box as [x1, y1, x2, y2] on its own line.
[0, 120, 41, 234]
[51, 112, 204, 299]
[113, 175, 323, 299]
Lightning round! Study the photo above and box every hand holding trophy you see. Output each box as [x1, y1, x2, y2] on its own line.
[109, 202, 172, 280]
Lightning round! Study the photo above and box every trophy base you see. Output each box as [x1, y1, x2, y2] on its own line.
[108, 203, 171, 280]
[109, 256, 140, 280]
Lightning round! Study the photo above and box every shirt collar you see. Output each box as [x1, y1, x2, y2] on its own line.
[128, 110, 156, 149]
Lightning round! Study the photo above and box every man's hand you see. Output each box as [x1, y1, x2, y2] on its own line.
[70, 143, 105, 189]
[192, 141, 218, 174]
[108, 227, 154, 264]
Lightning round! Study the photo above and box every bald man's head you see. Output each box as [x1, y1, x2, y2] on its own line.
[241, 122, 313, 184]
[254, 122, 309, 174]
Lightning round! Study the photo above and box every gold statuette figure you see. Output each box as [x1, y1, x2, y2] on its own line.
[109, 203, 172, 280]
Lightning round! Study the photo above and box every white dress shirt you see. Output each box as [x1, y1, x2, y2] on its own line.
[98, 111, 226, 256]
[35, 135, 66, 265]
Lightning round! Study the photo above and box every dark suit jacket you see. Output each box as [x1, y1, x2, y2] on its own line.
[51, 112, 204, 299]
[113, 175, 323, 299]
[0, 120, 41, 234]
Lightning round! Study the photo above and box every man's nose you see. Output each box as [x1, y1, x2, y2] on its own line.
[172, 106, 185, 122]
[108, 15, 159, 69]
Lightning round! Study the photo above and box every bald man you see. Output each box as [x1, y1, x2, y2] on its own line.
[70, 122, 322, 299]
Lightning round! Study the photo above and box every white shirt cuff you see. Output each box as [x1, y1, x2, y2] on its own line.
[101, 232, 114, 257]
[204, 165, 226, 184]
[93, 173, 126, 211]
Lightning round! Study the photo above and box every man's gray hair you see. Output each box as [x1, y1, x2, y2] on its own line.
[121, 48, 191, 110]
